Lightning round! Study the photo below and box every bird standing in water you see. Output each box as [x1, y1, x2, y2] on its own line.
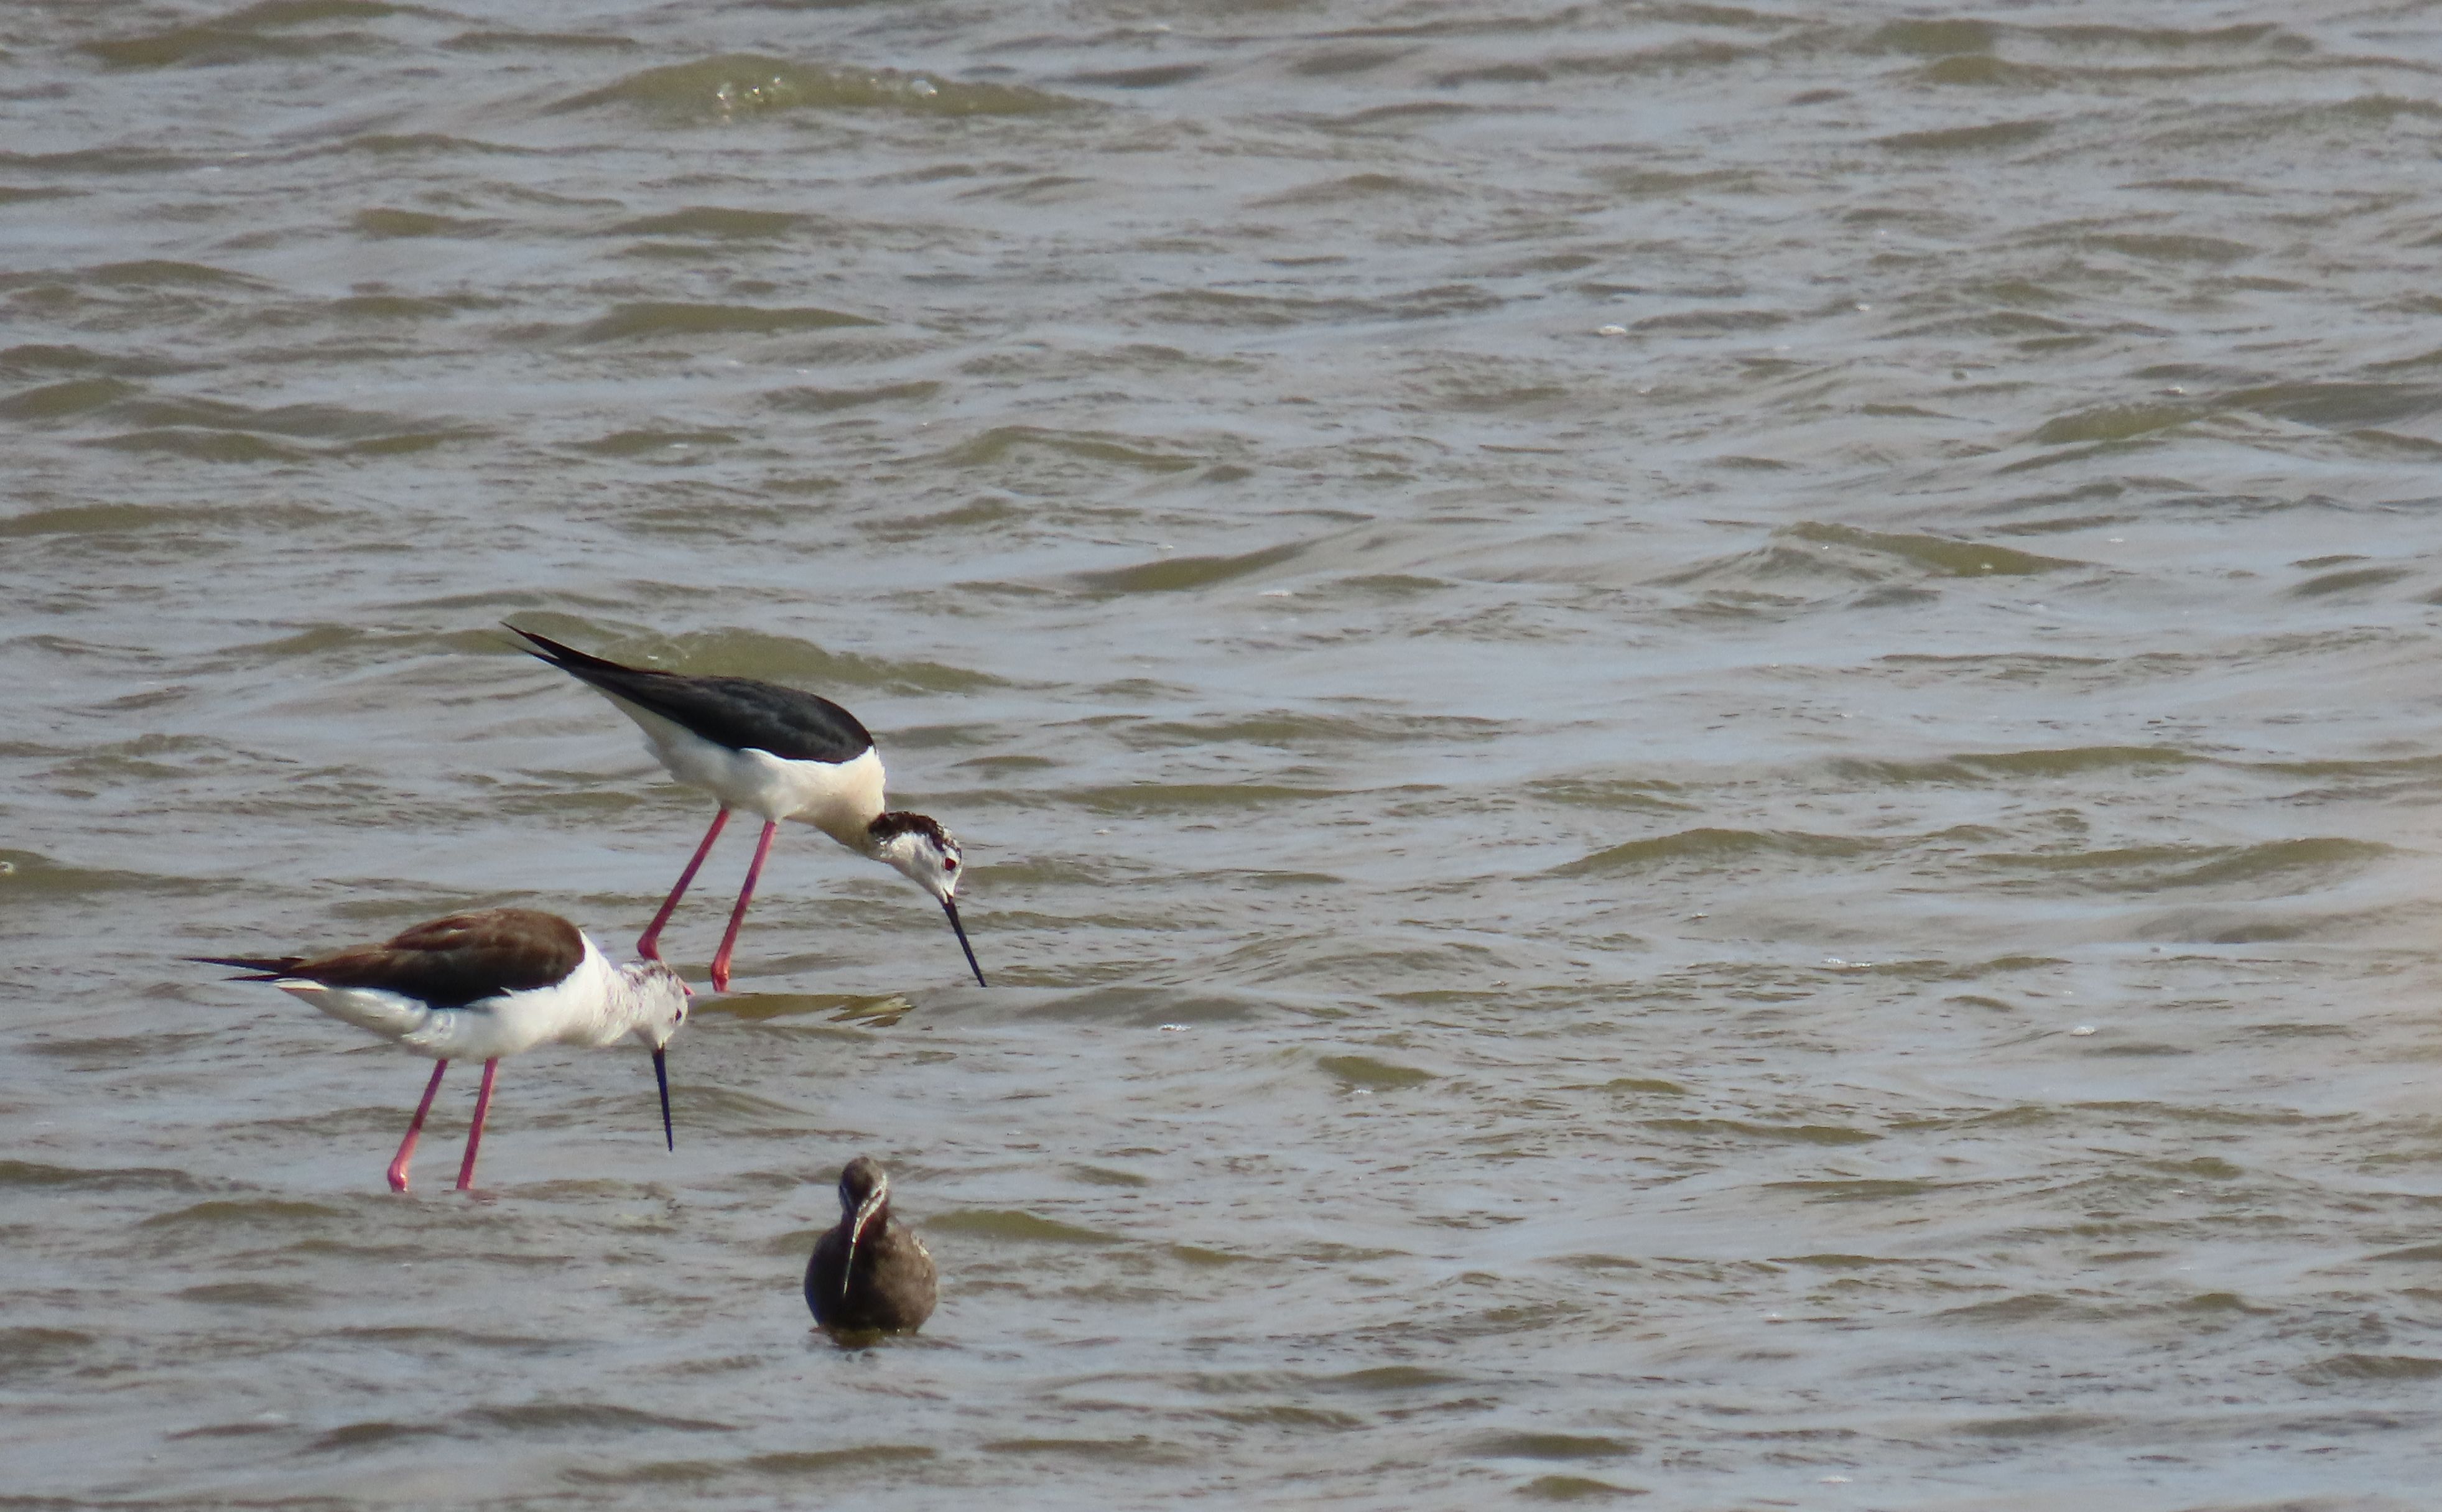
[806, 1156, 937, 1333]
[507, 625, 985, 993]
[192, 907, 689, 1192]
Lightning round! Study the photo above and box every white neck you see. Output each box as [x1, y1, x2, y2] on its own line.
[552, 940, 666, 1047]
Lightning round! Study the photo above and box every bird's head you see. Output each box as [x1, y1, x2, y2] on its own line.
[865, 812, 987, 987]
[835, 1155, 891, 1295]
[624, 959, 693, 1051]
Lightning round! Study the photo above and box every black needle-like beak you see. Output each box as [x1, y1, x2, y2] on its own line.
[652, 1046, 674, 1152]
[942, 897, 987, 988]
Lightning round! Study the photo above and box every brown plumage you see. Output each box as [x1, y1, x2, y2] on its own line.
[806, 1156, 937, 1333]
[194, 908, 586, 1009]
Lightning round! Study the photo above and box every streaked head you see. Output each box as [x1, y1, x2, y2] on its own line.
[835, 1155, 891, 1296]
[865, 812, 987, 988]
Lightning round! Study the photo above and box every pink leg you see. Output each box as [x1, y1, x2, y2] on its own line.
[708, 820, 779, 993]
[638, 809, 730, 961]
[388, 1060, 450, 1192]
[455, 1058, 499, 1192]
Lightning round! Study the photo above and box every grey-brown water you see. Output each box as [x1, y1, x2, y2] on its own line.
[7, 2, 2442, 1507]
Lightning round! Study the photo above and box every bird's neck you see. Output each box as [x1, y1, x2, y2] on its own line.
[600, 962, 672, 1037]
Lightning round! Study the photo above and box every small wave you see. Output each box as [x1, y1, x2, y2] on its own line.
[2291, 565, 2412, 597]
[0, 259, 271, 292]
[1875, 119, 2054, 153]
[2294, 1354, 2442, 1384]
[335, 132, 539, 156]
[1641, 1117, 1880, 1146]
[945, 425, 1204, 476]
[927, 1208, 1123, 1245]
[1470, 1431, 1636, 1462]
[552, 54, 1085, 121]
[570, 301, 880, 343]
[442, 29, 640, 54]
[1125, 710, 1505, 751]
[0, 376, 141, 421]
[1251, 172, 1450, 208]
[982, 1437, 1195, 1463]
[2226, 379, 2442, 429]
[1075, 542, 1307, 594]
[84, 429, 311, 463]
[1837, 745, 2199, 784]
[1068, 62, 1209, 90]
[1015, 986, 1274, 1026]
[0, 1159, 200, 1191]
[765, 379, 940, 412]
[1786, 522, 2084, 576]
[1064, 782, 1342, 814]
[111, 394, 468, 441]
[2030, 401, 2203, 445]
[1971, 837, 2389, 894]
[1, 849, 207, 898]
[1553, 828, 1877, 876]
[610, 205, 807, 239]
[0, 1328, 98, 1381]
[353, 207, 504, 238]
[1318, 1054, 1436, 1089]
[140, 1198, 350, 1232]
[82, 14, 388, 72]
[1908, 55, 2064, 88]
[0, 343, 192, 378]
[567, 1447, 936, 1486]
[570, 427, 738, 457]
[465, 1401, 731, 1435]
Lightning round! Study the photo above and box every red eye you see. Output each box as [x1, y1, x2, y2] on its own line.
[942, 858, 959, 871]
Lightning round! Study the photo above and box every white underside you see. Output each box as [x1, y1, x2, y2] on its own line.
[279, 935, 636, 1062]
[609, 695, 886, 845]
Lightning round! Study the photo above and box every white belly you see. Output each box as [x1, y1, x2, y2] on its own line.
[613, 698, 886, 843]
[282, 939, 624, 1061]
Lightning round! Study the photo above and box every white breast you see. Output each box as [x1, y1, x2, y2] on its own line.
[611, 698, 887, 844]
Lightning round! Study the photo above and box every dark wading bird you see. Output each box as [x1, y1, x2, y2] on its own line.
[506, 625, 985, 993]
[807, 1156, 937, 1334]
[192, 908, 689, 1192]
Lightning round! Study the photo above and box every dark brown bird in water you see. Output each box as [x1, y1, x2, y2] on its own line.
[806, 1156, 936, 1333]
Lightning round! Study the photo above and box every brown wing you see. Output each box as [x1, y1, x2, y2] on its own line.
[284, 908, 585, 1009]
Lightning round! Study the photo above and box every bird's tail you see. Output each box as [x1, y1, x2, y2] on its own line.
[503, 623, 633, 677]
[188, 954, 309, 981]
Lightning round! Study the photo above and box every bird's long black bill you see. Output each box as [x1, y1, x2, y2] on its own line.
[942, 898, 987, 987]
[652, 1047, 674, 1152]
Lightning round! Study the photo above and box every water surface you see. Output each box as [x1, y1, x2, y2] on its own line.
[7, 2, 2442, 1508]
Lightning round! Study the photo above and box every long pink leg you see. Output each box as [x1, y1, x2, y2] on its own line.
[388, 1060, 449, 1192]
[638, 809, 730, 961]
[455, 1058, 499, 1192]
[708, 820, 779, 993]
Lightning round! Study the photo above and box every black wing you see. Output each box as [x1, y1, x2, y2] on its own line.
[508, 625, 874, 766]
[195, 908, 585, 1009]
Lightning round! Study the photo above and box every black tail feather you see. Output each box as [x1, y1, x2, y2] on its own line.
[503, 623, 634, 679]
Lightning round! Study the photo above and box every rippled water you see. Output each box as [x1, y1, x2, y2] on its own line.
[10, 2, 2442, 1507]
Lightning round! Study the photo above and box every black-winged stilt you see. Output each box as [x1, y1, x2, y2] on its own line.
[806, 1155, 937, 1333]
[192, 907, 690, 1192]
[505, 625, 985, 993]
